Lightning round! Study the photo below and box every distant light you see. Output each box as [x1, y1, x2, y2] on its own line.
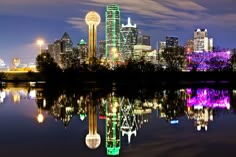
[99, 115, 106, 119]
[37, 113, 44, 123]
[37, 39, 44, 46]
[170, 119, 179, 124]
[80, 113, 86, 121]
[29, 90, 36, 99]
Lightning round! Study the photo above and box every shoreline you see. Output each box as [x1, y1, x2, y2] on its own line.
[1, 71, 236, 88]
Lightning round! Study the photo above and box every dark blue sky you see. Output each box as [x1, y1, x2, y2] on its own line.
[0, 0, 236, 65]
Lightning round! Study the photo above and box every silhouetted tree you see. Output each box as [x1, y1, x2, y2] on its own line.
[36, 52, 62, 81]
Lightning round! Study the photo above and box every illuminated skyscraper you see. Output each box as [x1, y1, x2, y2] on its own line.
[85, 11, 101, 60]
[77, 39, 88, 63]
[60, 32, 74, 69]
[105, 4, 121, 60]
[47, 32, 74, 69]
[194, 28, 213, 52]
[120, 17, 138, 60]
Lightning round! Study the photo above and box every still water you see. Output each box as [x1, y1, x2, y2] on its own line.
[0, 82, 236, 157]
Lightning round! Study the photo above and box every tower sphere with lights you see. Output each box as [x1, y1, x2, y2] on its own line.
[85, 11, 101, 26]
[85, 11, 101, 59]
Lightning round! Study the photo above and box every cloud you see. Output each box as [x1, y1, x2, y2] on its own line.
[66, 17, 87, 31]
[163, 0, 207, 11]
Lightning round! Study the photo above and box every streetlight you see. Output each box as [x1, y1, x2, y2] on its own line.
[37, 39, 44, 55]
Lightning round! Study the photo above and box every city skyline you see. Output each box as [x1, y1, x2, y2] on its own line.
[0, 0, 236, 66]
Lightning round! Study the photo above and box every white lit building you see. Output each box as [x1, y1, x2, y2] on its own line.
[193, 28, 213, 52]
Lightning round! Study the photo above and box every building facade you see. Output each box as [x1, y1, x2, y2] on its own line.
[98, 40, 106, 58]
[105, 4, 121, 61]
[120, 17, 138, 60]
[166, 36, 178, 48]
[47, 32, 74, 69]
[137, 34, 150, 46]
[77, 39, 88, 64]
[193, 28, 213, 52]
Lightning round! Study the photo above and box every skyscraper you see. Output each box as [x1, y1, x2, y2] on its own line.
[137, 34, 150, 46]
[166, 36, 178, 48]
[77, 39, 88, 63]
[47, 32, 74, 69]
[120, 17, 138, 60]
[60, 32, 74, 69]
[193, 28, 213, 52]
[98, 40, 106, 58]
[105, 4, 121, 60]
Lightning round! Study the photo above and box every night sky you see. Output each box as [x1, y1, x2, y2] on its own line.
[0, 0, 236, 65]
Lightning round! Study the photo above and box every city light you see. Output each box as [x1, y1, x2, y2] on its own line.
[37, 110, 44, 124]
[85, 11, 101, 59]
[37, 39, 44, 55]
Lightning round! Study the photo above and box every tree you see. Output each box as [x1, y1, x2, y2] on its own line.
[162, 46, 185, 71]
[36, 52, 62, 80]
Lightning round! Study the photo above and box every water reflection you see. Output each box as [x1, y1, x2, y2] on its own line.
[186, 88, 230, 131]
[0, 82, 236, 156]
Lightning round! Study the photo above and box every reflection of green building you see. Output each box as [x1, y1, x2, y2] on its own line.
[105, 94, 121, 155]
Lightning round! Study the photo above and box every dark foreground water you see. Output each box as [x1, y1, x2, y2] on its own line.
[0, 82, 236, 157]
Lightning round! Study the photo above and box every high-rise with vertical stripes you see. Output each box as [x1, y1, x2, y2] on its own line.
[105, 4, 121, 60]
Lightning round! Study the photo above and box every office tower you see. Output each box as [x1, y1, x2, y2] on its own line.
[61, 32, 73, 52]
[208, 38, 213, 52]
[98, 40, 106, 58]
[194, 29, 208, 52]
[137, 34, 150, 46]
[120, 17, 138, 60]
[60, 32, 74, 69]
[77, 39, 88, 63]
[48, 40, 62, 65]
[105, 4, 121, 60]
[184, 39, 194, 53]
[157, 41, 166, 63]
[194, 28, 213, 52]
[166, 36, 178, 48]
[158, 41, 166, 53]
[85, 11, 101, 60]
[48, 32, 74, 69]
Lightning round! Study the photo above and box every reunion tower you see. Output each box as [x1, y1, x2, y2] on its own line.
[85, 11, 101, 59]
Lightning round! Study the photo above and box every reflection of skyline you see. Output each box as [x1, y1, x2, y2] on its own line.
[186, 88, 231, 131]
[186, 88, 230, 109]
[1, 83, 236, 155]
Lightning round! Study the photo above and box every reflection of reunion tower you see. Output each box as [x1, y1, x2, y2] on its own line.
[85, 11, 101, 61]
[85, 92, 101, 149]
